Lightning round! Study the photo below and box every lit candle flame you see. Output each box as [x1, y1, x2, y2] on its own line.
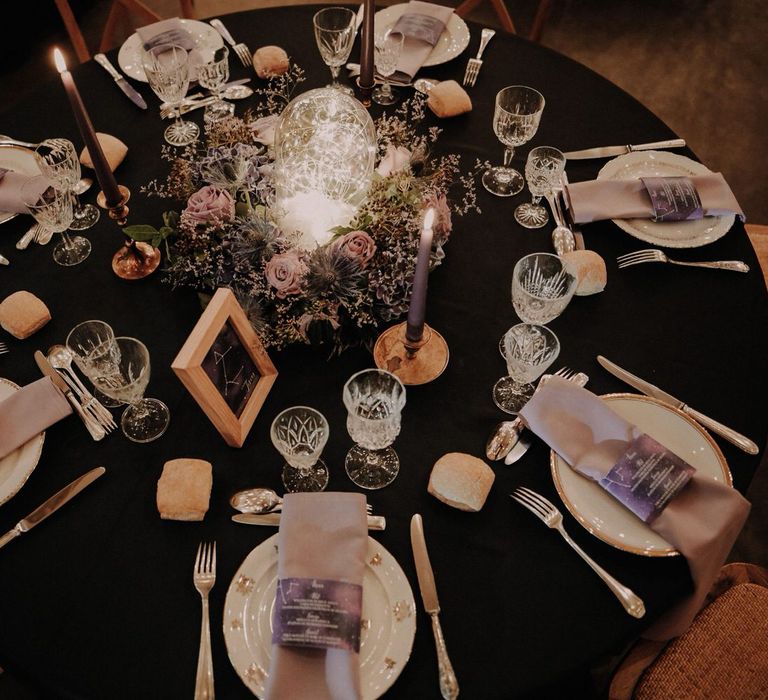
[423, 207, 435, 231]
[53, 48, 67, 73]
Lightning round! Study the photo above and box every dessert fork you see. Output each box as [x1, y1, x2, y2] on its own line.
[617, 248, 749, 272]
[462, 28, 494, 87]
[511, 487, 646, 618]
[193, 541, 216, 700]
[209, 19, 251, 67]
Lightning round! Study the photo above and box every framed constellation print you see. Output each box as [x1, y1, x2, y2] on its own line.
[172, 288, 278, 447]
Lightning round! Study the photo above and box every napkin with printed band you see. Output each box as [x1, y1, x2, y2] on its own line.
[519, 377, 750, 640]
[0, 378, 72, 460]
[265, 492, 368, 700]
[0, 169, 47, 215]
[389, 1, 454, 82]
[136, 18, 195, 51]
[566, 173, 744, 224]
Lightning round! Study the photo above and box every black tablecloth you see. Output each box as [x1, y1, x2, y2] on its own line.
[1, 6, 767, 699]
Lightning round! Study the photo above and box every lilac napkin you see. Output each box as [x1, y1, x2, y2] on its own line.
[0, 378, 72, 459]
[519, 377, 750, 640]
[265, 492, 367, 700]
[566, 173, 744, 224]
[0, 169, 46, 214]
[389, 1, 454, 81]
[136, 18, 195, 51]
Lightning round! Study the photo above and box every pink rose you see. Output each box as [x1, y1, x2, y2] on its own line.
[250, 114, 280, 147]
[376, 145, 411, 177]
[264, 250, 308, 298]
[334, 230, 377, 267]
[423, 193, 452, 241]
[181, 185, 235, 225]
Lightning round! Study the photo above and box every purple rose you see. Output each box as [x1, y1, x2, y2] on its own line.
[264, 250, 308, 298]
[250, 114, 280, 147]
[334, 230, 377, 267]
[423, 193, 452, 241]
[376, 145, 411, 177]
[181, 185, 235, 225]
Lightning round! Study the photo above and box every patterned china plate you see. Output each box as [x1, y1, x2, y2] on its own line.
[117, 19, 224, 82]
[374, 4, 470, 67]
[0, 145, 40, 225]
[551, 394, 731, 557]
[596, 150, 736, 248]
[224, 534, 416, 699]
[0, 378, 46, 506]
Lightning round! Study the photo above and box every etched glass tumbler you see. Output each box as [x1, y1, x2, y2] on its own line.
[270, 406, 330, 493]
[512, 252, 577, 324]
[514, 146, 566, 229]
[343, 369, 406, 489]
[493, 323, 560, 413]
[313, 7, 357, 94]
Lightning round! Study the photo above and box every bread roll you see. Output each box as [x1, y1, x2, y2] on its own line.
[157, 458, 212, 521]
[253, 46, 290, 79]
[560, 250, 607, 296]
[428, 452, 495, 512]
[426, 80, 472, 118]
[0, 290, 51, 339]
[80, 133, 128, 172]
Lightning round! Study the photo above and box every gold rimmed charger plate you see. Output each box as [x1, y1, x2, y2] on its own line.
[551, 393, 731, 557]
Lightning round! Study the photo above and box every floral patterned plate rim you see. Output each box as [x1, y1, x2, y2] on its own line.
[223, 534, 416, 699]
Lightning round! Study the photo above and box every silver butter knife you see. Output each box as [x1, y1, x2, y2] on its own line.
[563, 139, 686, 160]
[410, 514, 459, 700]
[0, 467, 105, 550]
[232, 512, 386, 531]
[94, 54, 147, 109]
[597, 355, 758, 455]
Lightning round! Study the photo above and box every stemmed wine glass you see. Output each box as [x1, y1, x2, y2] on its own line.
[343, 369, 406, 490]
[313, 7, 357, 94]
[482, 85, 545, 197]
[270, 406, 330, 493]
[197, 46, 234, 129]
[511, 253, 577, 325]
[34, 138, 99, 230]
[66, 320, 123, 408]
[514, 147, 567, 228]
[86, 336, 170, 443]
[373, 30, 404, 106]
[492, 324, 560, 413]
[20, 175, 90, 266]
[142, 43, 199, 147]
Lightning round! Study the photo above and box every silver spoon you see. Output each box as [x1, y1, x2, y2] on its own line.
[73, 178, 93, 196]
[230, 487, 284, 514]
[413, 78, 440, 95]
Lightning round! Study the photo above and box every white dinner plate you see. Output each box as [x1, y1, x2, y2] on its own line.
[0, 145, 40, 225]
[0, 378, 46, 506]
[551, 393, 731, 557]
[117, 19, 224, 83]
[224, 534, 416, 699]
[596, 150, 736, 248]
[374, 4, 470, 67]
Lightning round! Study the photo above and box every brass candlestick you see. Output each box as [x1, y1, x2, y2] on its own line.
[356, 77, 373, 109]
[97, 185, 161, 280]
[373, 321, 449, 385]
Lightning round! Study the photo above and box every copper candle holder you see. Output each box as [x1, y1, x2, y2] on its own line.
[373, 321, 449, 385]
[97, 185, 161, 280]
[355, 77, 373, 109]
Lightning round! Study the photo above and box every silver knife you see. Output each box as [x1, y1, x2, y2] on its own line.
[563, 139, 686, 160]
[597, 355, 758, 455]
[34, 351, 106, 441]
[232, 512, 386, 531]
[94, 54, 147, 109]
[0, 467, 105, 550]
[410, 514, 459, 700]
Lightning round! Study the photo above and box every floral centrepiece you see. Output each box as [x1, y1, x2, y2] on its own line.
[137, 68, 479, 354]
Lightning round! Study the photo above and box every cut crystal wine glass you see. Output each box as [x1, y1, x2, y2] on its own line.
[198, 46, 234, 129]
[313, 7, 357, 95]
[65, 320, 123, 408]
[373, 30, 404, 106]
[142, 43, 199, 147]
[270, 406, 330, 493]
[482, 85, 545, 197]
[512, 252, 577, 324]
[515, 146, 566, 228]
[343, 369, 406, 490]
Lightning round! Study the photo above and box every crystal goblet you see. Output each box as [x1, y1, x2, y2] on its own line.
[65, 320, 123, 408]
[482, 85, 545, 197]
[142, 43, 199, 147]
[343, 369, 406, 490]
[512, 252, 577, 324]
[492, 323, 560, 414]
[270, 406, 330, 493]
[198, 45, 234, 129]
[373, 30, 404, 106]
[313, 7, 357, 95]
[514, 146, 566, 228]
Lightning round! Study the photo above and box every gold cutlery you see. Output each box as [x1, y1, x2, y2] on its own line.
[231, 512, 385, 530]
[617, 249, 749, 273]
[193, 541, 216, 700]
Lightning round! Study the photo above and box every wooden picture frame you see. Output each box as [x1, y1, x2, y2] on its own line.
[172, 288, 278, 447]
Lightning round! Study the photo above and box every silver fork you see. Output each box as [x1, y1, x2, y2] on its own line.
[0, 342, 8, 355]
[617, 248, 749, 273]
[511, 487, 645, 618]
[462, 28, 495, 87]
[193, 541, 216, 700]
[209, 19, 251, 67]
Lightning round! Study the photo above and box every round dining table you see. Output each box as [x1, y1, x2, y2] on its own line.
[1, 5, 767, 699]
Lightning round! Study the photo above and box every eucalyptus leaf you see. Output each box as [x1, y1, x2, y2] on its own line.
[123, 224, 159, 242]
